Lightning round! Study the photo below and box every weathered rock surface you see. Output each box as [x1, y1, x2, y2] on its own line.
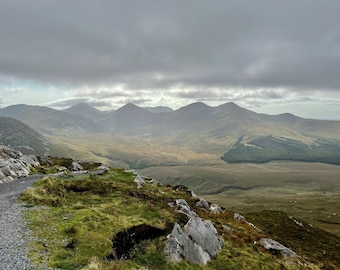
[165, 222, 211, 265]
[196, 198, 223, 214]
[134, 175, 145, 189]
[259, 238, 297, 258]
[72, 161, 83, 171]
[175, 199, 197, 218]
[166, 198, 224, 265]
[165, 217, 224, 265]
[0, 146, 39, 183]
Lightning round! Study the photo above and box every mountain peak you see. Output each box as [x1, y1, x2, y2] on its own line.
[63, 103, 104, 121]
[177, 102, 212, 112]
[117, 103, 146, 112]
[68, 103, 100, 112]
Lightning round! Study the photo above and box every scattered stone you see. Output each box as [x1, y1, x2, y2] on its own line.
[259, 238, 297, 258]
[223, 225, 232, 232]
[72, 161, 83, 171]
[175, 199, 197, 218]
[148, 178, 159, 185]
[293, 219, 304, 227]
[168, 202, 175, 208]
[98, 165, 110, 172]
[134, 175, 145, 189]
[196, 198, 210, 210]
[234, 213, 247, 222]
[233, 213, 261, 231]
[210, 203, 223, 214]
[190, 190, 197, 197]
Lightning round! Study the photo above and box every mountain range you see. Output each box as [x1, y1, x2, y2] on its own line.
[1, 102, 340, 166]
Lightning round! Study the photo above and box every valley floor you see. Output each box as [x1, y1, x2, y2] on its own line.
[141, 162, 340, 237]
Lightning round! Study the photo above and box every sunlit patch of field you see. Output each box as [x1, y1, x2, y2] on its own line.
[47, 132, 219, 169]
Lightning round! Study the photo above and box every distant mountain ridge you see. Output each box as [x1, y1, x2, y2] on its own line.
[0, 104, 100, 134]
[1, 102, 340, 166]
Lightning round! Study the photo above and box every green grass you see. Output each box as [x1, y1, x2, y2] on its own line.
[19, 166, 314, 269]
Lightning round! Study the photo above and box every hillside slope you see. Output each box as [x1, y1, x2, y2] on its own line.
[0, 117, 50, 155]
[18, 163, 340, 269]
[0, 104, 100, 134]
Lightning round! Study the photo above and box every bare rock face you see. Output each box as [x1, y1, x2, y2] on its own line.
[165, 217, 224, 265]
[0, 146, 39, 183]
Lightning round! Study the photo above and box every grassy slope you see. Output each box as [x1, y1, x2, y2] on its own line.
[19, 167, 332, 269]
[47, 132, 219, 169]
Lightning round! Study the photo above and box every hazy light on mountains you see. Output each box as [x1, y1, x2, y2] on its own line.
[0, 0, 340, 119]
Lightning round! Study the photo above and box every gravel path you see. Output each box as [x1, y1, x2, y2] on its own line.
[0, 176, 41, 270]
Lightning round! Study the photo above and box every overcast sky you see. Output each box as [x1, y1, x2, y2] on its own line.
[1, 0, 340, 119]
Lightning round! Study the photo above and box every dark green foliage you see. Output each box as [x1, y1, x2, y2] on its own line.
[222, 136, 340, 165]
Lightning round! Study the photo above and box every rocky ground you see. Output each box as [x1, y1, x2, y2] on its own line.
[0, 176, 40, 269]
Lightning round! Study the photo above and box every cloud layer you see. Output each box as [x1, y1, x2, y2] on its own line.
[0, 0, 340, 117]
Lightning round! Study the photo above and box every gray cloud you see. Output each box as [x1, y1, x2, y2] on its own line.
[45, 97, 113, 109]
[0, 0, 339, 94]
[1, 0, 340, 120]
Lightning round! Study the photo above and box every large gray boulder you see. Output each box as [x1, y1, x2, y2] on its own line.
[0, 146, 39, 183]
[165, 217, 224, 265]
[165, 223, 210, 265]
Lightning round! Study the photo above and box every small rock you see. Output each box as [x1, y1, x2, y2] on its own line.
[98, 165, 110, 172]
[210, 204, 223, 214]
[175, 199, 197, 218]
[134, 175, 145, 189]
[223, 225, 232, 232]
[72, 161, 83, 171]
[196, 198, 210, 210]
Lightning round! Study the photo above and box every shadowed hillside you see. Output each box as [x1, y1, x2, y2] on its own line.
[0, 117, 50, 155]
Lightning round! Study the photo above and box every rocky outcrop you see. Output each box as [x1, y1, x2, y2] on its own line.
[196, 198, 223, 214]
[165, 198, 224, 265]
[258, 238, 297, 258]
[0, 146, 39, 183]
[165, 217, 224, 265]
